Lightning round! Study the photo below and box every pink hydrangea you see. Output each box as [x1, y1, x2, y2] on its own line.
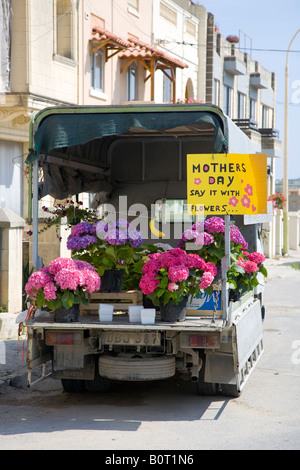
[142, 259, 160, 275]
[48, 257, 76, 275]
[25, 269, 53, 297]
[205, 262, 218, 277]
[42, 282, 57, 301]
[139, 274, 160, 295]
[25, 257, 101, 306]
[248, 252, 265, 265]
[168, 266, 190, 282]
[168, 282, 179, 292]
[244, 261, 259, 273]
[199, 271, 214, 289]
[186, 253, 207, 270]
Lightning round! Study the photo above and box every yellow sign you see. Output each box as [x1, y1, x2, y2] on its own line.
[187, 153, 267, 215]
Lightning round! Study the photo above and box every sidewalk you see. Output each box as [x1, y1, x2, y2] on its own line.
[264, 248, 300, 279]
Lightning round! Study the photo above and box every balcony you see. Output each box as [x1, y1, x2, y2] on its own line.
[224, 56, 246, 75]
[258, 128, 281, 157]
[250, 73, 268, 89]
[232, 119, 261, 148]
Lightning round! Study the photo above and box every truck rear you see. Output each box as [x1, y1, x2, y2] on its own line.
[25, 104, 266, 397]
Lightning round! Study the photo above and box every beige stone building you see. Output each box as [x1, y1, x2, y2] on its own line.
[0, 0, 81, 314]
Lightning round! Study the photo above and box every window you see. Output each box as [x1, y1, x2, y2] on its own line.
[163, 74, 173, 103]
[237, 92, 246, 119]
[91, 50, 104, 91]
[127, 63, 137, 101]
[160, 2, 177, 25]
[56, 0, 74, 60]
[186, 20, 196, 38]
[261, 105, 273, 128]
[249, 98, 256, 121]
[223, 85, 232, 117]
[213, 79, 220, 106]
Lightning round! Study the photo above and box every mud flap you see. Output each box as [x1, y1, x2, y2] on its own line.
[52, 354, 95, 380]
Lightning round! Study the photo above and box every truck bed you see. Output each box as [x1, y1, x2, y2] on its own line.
[25, 312, 225, 332]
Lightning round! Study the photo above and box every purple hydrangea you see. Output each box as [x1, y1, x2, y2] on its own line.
[67, 234, 97, 251]
[230, 225, 248, 249]
[128, 229, 143, 248]
[96, 219, 143, 248]
[204, 217, 225, 234]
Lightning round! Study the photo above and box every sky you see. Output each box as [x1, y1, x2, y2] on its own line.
[197, 0, 300, 180]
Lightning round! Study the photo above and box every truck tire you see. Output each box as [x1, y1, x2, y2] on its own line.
[61, 378, 86, 393]
[220, 383, 241, 397]
[195, 381, 218, 396]
[99, 353, 175, 381]
[195, 351, 218, 396]
[85, 363, 112, 392]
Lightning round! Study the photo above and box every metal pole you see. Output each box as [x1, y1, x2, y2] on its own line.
[32, 159, 43, 270]
[222, 215, 230, 320]
[283, 29, 300, 255]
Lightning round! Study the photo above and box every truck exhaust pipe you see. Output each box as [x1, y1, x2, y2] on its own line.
[191, 365, 201, 382]
[181, 348, 203, 383]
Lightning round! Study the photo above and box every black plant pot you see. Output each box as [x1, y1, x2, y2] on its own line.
[160, 298, 187, 322]
[54, 304, 79, 323]
[100, 269, 124, 293]
[229, 290, 242, 302]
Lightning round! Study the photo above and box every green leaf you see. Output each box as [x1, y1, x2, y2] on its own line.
[260, 266, 268, 277]
[61, 292, 74, 309]
[102, 256, 113, 266]
[157, 289, 165, 298]
[228, 280, 237, 289]
[204, 284, 214, 296]
[47, 297, 62, 311]
[159, 276, 169, 288]
[233, 264, 245, 274]
[105, 246, 117, 260]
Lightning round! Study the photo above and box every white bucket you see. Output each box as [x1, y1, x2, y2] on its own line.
[98, 304, 114, 322]
[128, 305, 144, 323]
[141, 308, 156, 325]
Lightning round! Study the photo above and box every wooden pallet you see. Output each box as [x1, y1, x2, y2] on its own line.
[80, 290, 143, 316]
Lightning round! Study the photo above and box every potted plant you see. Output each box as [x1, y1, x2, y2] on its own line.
[26, 200, 98, 240]
[67, 218, 144, 292]
[25, 257, 101, 322]
[268, 193, 286, 210]
[139, 248, 216, 322]
[177, 216, 267, 301]
[227, 250, 267, 301]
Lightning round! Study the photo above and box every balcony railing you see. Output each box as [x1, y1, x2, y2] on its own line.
[232, 118, 258, 131]
[233, 120, 280, 139]
[258, 128, 280, 139]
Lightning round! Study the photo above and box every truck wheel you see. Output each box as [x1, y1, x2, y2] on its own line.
[195, 381, 218, 396]
[61, 379, 86, 393]
[220, 383, 241, 397]
[85, 364, 112, 393]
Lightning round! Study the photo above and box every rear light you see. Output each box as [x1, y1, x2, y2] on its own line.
[45, 330, 82, 346]
[180, 332, 220, 349]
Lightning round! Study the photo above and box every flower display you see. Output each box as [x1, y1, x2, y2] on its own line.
[25, 257, 100, 311]
[67, 218, 144, 277]
[177, 216, 267, 299]
[268, 193, 286, 210]
[139, 248, 214, 306]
